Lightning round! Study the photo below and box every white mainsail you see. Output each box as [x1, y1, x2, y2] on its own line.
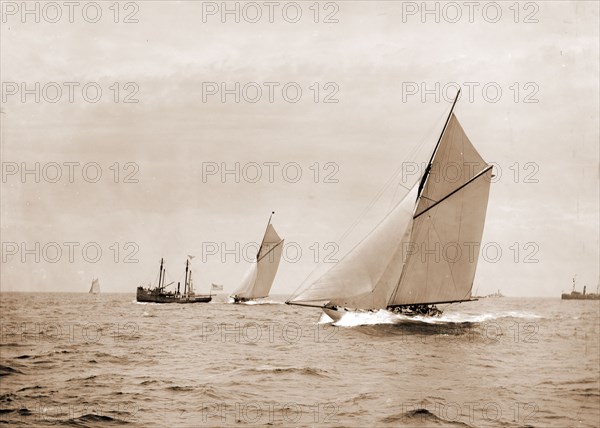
[231, 218, 284, 300]
[290, 185, 418, 309]
[89, 278, 100, 294]
[289, 93, 492, 312]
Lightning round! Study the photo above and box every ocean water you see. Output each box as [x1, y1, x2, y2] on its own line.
[1, 293, 598, 427]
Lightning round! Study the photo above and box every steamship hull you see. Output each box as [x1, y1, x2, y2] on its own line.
[136, 287, 211, 303]
[561, 293, 600, 300]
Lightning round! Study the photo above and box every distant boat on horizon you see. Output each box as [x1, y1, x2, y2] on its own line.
[89, 278, 100, 294]
[482, 289, 504, 298]
[136, 258, 212, 303]
[472, 286, 504, 299]
[230, 212, 284, 304]
[287, 89, 493, 321]
[561, 276, 600, 300]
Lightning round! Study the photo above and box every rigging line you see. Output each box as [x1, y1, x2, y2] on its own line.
[147, 270, 159, 287]
[357, 102, 451, 219]
[394, 182, 413, 192]
[338, 105, 451, 247]
[257, 212, 274, 259]
[288, 180, 421, 304]
[389, 107, 450, 210]
[337, 170, 402, 245]
[338, 132, 432, 244]
[287, 108, 451, 303]
[287, 180, 413, 303]
[420, 120, 454, 207]
[418, 89, 461, 198]
[388, 181, 413, 211]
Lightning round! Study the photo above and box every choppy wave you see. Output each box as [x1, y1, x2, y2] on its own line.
[1, 293, 597, 427]
[166, 385, 195, 392]
[0, 364, 23, 376]
[241, 365, 330, 378]
[381, 408, 472, 427]
[63, 413, 130, 426]
[0, 407, 33, 417]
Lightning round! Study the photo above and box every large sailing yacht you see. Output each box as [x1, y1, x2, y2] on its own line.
[287, 90, 492, 321]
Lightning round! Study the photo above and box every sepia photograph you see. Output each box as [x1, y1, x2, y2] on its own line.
[1, 1, 599, 426]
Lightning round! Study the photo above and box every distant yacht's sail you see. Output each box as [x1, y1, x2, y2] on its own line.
[89, 278, 100, 294]
[387, 114, 492, 306]
[289, 185, 418, 309]
[288, 90, 492, 316]
[232, 215, 284, 300]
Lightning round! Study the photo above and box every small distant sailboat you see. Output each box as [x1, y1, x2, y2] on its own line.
[287, 90, 493, 321]
[136, 258, 212, 303]
[230, 212, 284, 303]
[89, 278, 100, 294]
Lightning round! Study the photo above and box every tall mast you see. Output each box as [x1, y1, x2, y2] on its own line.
[417, 88, 461, 198]
[257, 211, 275, 259]
[184, 259, 189, 296]
[158, 258, 164, 290]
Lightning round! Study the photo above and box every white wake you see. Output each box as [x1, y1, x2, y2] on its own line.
[319, 309, 541, 327]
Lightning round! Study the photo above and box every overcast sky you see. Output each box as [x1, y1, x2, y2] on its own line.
[1, 1, 598, 296]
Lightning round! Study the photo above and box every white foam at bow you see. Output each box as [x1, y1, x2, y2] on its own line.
[318, 309, 541, 327]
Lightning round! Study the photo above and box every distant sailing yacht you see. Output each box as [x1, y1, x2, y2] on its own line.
[89, 278, 100, 294]
[287, 90, 493, 321]
[230, 212, 284, 303]
[136, 258, 212, 303]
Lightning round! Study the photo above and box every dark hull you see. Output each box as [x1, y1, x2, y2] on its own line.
[231, 296, 250, 304]
[322, 304, 443, 321]
[561, 293, 600, 300]
[387, 305, 443, 316]
[136, 287, 211, 303]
